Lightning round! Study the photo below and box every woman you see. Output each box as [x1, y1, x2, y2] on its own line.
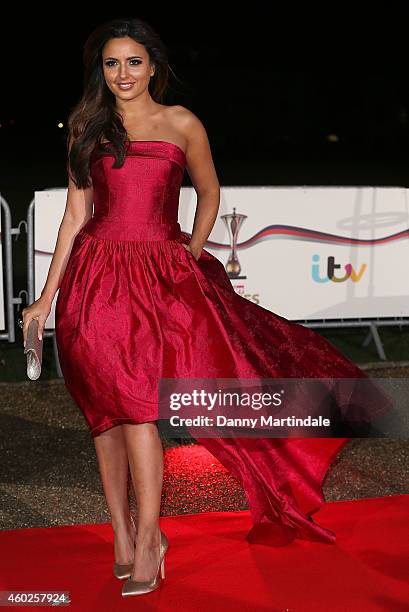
[20, 17, 393, 598]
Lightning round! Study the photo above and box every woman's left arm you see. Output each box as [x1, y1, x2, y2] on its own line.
[177, 107, 221, 260]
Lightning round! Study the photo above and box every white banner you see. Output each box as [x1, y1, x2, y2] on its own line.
[34, 186, 409, 328]
[179, 186, 409, 319]
[35, 189, 68, 329]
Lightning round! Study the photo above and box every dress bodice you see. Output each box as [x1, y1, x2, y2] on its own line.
[82, 140, 187, 241]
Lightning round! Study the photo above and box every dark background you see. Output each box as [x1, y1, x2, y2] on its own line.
[2, 7, 409, 185]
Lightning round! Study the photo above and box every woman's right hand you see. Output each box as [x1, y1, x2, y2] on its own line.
[21, 296, 52, 346]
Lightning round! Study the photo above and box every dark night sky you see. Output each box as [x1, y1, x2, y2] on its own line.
[2, 6, 409, 184]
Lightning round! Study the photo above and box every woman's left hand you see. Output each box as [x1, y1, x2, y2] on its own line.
[182, 243, 201, 261]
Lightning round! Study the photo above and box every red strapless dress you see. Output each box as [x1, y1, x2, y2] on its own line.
[55, 140, 393, 547]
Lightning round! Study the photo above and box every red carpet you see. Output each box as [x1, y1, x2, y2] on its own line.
[1, 494, 408, 611]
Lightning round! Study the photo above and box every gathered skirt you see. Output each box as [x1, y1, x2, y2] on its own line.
[55, 225, 394, 546]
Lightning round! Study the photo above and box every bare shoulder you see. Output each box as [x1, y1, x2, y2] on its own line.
[164, 106, 218, 195]
[166, 105, 209, 146]
[167, 104, 203, 126]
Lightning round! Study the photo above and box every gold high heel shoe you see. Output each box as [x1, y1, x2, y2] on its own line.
[122, 530, 169, 597]
[113, 514, 137, 580]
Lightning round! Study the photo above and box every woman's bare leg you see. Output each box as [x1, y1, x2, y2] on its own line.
[93, 425, 136, 564]
[123, 422, 164, 581]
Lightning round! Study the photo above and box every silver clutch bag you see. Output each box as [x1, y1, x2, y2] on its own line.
[24, 319, 43, 380]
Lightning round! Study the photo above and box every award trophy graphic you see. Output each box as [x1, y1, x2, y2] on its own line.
[221, 207, 247, 279]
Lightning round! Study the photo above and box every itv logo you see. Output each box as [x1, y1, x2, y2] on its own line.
[312, 254, 367, 283]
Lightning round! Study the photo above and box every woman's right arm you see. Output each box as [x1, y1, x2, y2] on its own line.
[21, 138, 94, 344]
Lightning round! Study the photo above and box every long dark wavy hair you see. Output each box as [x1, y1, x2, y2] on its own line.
[67, 17, 170, 189]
